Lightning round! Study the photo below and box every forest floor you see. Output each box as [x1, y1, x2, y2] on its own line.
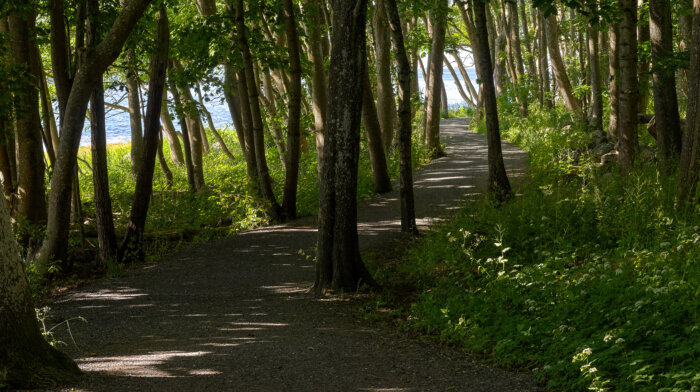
[45, 118, 538, 392]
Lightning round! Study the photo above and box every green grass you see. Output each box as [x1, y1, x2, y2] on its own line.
[367, 103, 700, 391]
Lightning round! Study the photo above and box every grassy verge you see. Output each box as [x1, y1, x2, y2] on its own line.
[366, 104, 699, 391]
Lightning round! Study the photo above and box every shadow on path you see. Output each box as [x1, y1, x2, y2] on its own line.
[49, 118, 536, 391]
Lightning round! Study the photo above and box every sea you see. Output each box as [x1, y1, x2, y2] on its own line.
[80, 62, 479, 146]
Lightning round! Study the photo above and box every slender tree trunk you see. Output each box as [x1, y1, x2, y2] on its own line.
[196, 84, 236, 161]
[236, 0, 279, 216]
[385, 0, 418, 234]
[508, 0, 528, 117]
[609, 23, 621, 140]
[469, 0, 511, 201]
[545, 12, 583, 118]
[281, 0, 302, 219]
[678, 0, 692, 102]
[314, 0, 374, 294]
[120, 6, 169, 262]
[125, 63, 143, 175]
[425, 0, 448, 157]
[362, 60, 392, 194]
[173, 77, 205, 190]
[170, 84, 196, 191]
[493, 30, 507, 98]
[160, 94, 184, 164]
[619, 0, 639, 176]
[87, 0, 117, 269]
[678, 0, 700, 201]
[588, 25, 603, 130]
[537, 11, 552, 109]
[305, 0, 328, 175]
[8, 10, 47, 230]
[638, 0, 651, 114]
[374, 0, 396, 150]
[156, 133, 173, 188]
[445, 57, 475, 107]
[234, 67, 260, 191]
[650, 0, 683, 165]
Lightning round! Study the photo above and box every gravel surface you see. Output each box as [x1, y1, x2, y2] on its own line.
[46, 118, 538, 391]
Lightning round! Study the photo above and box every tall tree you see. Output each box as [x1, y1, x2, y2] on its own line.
[281, 0, 302, 220]
[36, 0, 153, 269]
[650, 0, 682, 165]
[374, 0, 396, 150]
[120, 5, 169, 262]
[361, 60, 392, 194]
[7, 6, 47, 232]
[0, 196, 81, 388]
[425, 0, 448, 158]
[314, 0, 374, 294]
[385, 0, 418, 234]
[679, 0, 700, 201]
[587, 24, 603, 130]
[545, 11, 582, 118]
[608, 23, 620, 140]
[87, 0, 117, 269]
[469, 0, 511, 201]
[618, 0, 639, 176]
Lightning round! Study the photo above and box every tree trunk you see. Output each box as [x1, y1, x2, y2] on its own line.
[609, 23, 620, 140]
[0, 195, 81, 389]
[156, 133, 173, 189]
[314, 0, 374, 294]
[173, 88, 196, 191]
[650, 0, 683, 165]
[508, 0, 528, 117]
[305, 0, 328, 177]
[537, 11, 552, 109]
[425, 0, 448, 158]
[545, 12, 583, 118]
[588, 25, 603, 131]
[470, 0, 511, 201]
[38, 0, 153, 268]
[159, 94, 184, 164]
[385, 0, 418, 234]
[125, 61, 143, 175]
[445, 56, 475, 107]
[374, 0, 396, 150]
[196, 83, 236, 162]
[638, 0, 651, 114]
[678, 0, 700, 201]
[362, 59, 392, 194]
[87, 0, 117, 269]
[120, 5, 169, 263]
[8, 10, 47, 230]
[619, 0, 639, 176]
[281, 0, 302, 220]
[678, 0, 692, 102]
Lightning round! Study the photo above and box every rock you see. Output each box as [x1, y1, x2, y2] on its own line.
[592, 143, 615, 157]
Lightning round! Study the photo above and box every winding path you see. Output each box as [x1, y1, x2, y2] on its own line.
[49, 118, 535, 391]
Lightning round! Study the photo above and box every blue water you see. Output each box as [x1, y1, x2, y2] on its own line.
[81, 63, 479, 146]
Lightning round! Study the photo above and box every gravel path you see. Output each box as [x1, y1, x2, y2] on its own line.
[47, 118, 537, 391]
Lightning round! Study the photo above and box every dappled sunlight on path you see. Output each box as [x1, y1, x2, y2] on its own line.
[48, 118, 536, 391]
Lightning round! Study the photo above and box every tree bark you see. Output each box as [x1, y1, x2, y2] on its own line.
[362, 59, 392, 194]
[678, 0, 692, 102]
[236, 0, 279, 216]
[8, 10, 47, 230]
[125, 61, 143, 175]
[637, 0, 651, 114]
[281, 0, 302, 220]
[0, 195, 81, 389]
[314, 0, 374, 294]
[374, 0, 396, 150]
[678, 0, 700, 201]
[425, 0, 448, 158]
[120, 5, 169, 263]
[588, 25, 603, 131]
[609, 23, 620, 140]
[619, 0, 639, 176]
[305, 0, 328, 177]
[545, 12, 583, 118]
[469, 0, 511, 201]
[650, 0, 683, 165]
[37, 0, 153, 269]
[508, 0, 528, 117]
[88, 0, 117, 269]
[537, 11, 552, 109]
[385, 0, 418, 234]
[160, 94, 184, 164]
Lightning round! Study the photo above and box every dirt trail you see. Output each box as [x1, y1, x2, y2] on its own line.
[48, 118, 536, 391]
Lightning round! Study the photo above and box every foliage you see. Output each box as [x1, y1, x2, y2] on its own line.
[368, 103, 700, 391]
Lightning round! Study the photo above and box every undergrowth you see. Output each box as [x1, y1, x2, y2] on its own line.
[368, 104, 699, 391]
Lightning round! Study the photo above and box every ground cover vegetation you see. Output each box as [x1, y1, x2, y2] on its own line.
[368, 104, 700, 391]
[1, 0, 700, 388]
